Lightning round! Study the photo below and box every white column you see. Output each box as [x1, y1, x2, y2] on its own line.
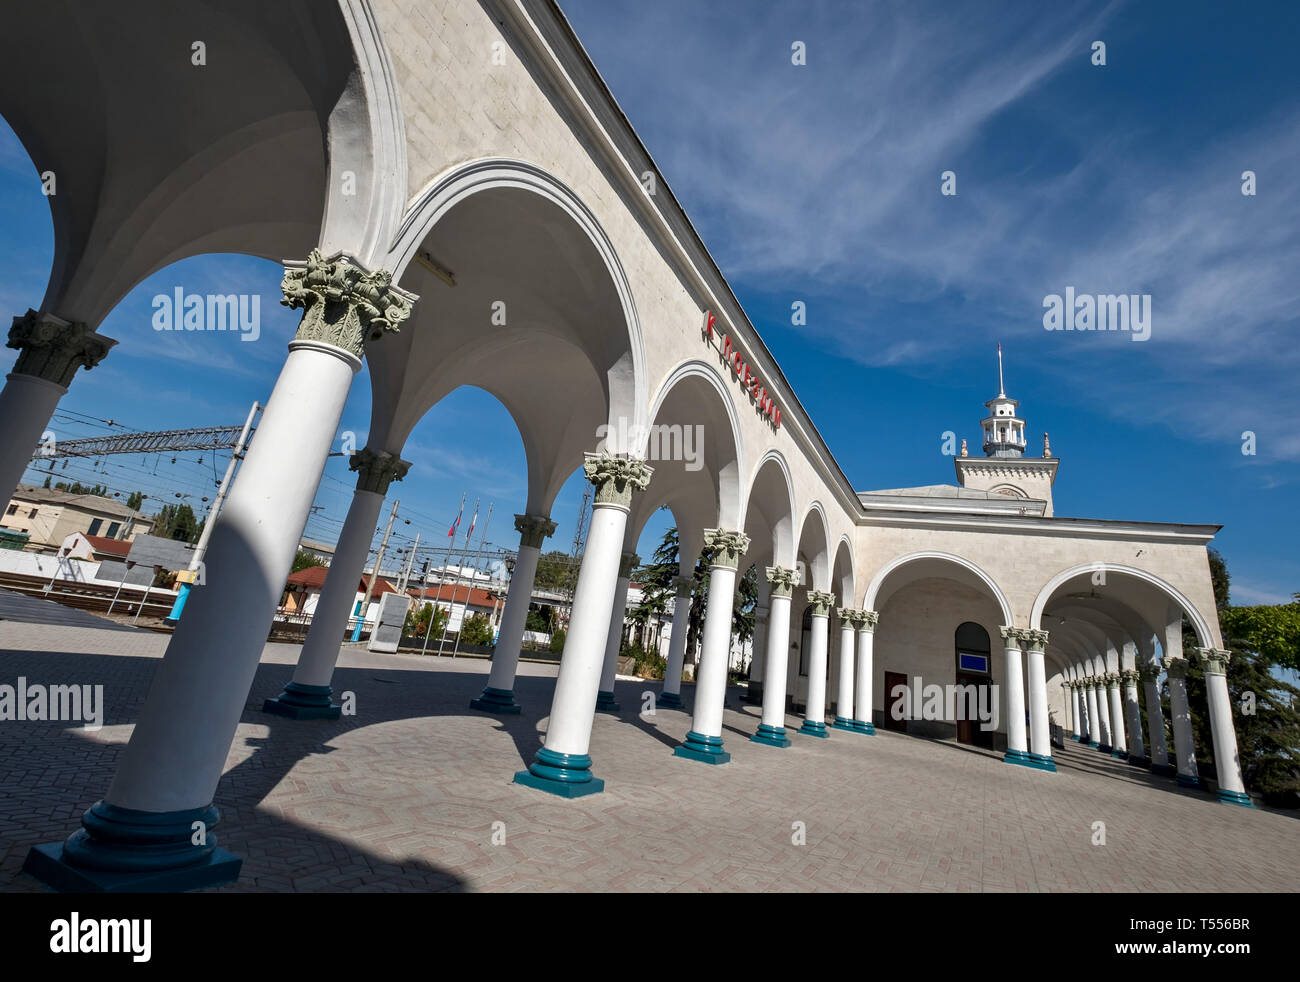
[745, 575, 771, 704]
[1094, 675, 1114, 751]
[1121, 669, 1147, 764]
[1084, 680, 1101, 746]
[596, 551, 637, 712]
[515, 453, 651, 797]
[675, 529, 747, 764]
[1000, 627, 1029, 762]
[752, 566, 796, 746]
[798, 591, 835, 737]
[853, 611, 878, 733]
[1069, 682, 1082, 740]
[1163, 655, 1201, 788]
[265, 463, 396, 717]
[1141, 662, 1171, 774]
[1195, 648, 1252, 806]
[1105, 673, 1127, 757]
[831, 608, 857, 730]
[659, 575, 693, 708]
[473, 513, 555, 713]
[0, 313, 114, 505]
[1023, 630, 1055, 769]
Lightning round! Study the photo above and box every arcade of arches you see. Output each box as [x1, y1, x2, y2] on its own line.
[0, 1, 1248, 892]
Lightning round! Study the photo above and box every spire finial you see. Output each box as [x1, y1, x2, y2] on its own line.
[997, 343, 1005, 398]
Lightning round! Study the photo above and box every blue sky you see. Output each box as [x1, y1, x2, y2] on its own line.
[2, 0, 1298, 605]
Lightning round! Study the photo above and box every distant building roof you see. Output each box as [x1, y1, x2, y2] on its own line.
[12, 483, 145, 519]
[409, 583, 497, 609]
[83, 534, 131, 557]
[285, 565, 397, 598]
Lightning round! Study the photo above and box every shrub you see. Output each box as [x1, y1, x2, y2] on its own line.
[549, 628, 566, 653]
[460, 611, 494, 646]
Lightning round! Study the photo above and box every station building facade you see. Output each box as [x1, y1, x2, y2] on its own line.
[0, 0, 1245, 892]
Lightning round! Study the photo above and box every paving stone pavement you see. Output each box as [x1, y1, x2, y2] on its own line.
[1, 620, 1297, 892]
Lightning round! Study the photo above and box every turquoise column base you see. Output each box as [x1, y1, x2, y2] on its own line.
[830, 716, 856, 732]
[798, 719, 829, 739]
[262, 682, 341, 720]
[1003, 748, 1032, 767]
[750, 723, 791, 748]
[1087, 740, 1100, 748]
[1096, 743, 1112, 754]
[23, 801, 242, 893]
[1027, 752, 1057, 772]
[162, 580, 191, 626]
[1176, 773, 1201, 789]
[470, 686, 522, 715]
[673, 730, 731, 765]
[513, 747, 605, 798]
[1110, 749, 1129, 760]
[1127, 755, 1151, 769]
[595, 690, 621, 714]
[852, 719, 876, 734]
[658, 690, 684, 710]
[1216, 788, 1254, 808]
[1150, 762, 1176, 777]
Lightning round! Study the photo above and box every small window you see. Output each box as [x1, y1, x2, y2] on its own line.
[5, 504, 16, 516]
[88, 518, 103, 535]
[106, 522, 120, 538]
[28, 508, 38, 518]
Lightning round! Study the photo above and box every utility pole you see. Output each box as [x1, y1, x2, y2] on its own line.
[396, 532, 420, 594]
[352, 499, 399, 641]
[164, 401, 261, 625]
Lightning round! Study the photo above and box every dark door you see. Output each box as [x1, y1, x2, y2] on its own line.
[883, 671, 908, 732]
[955, 670, 994, 748]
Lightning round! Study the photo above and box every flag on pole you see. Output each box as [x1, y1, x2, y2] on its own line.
[447, 493, 465, 538]
[466, 499, 480, 539]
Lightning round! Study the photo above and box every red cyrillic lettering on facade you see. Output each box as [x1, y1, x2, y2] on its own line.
[700, 309, 782, 431]
[722, 333, 731, 359]
[704, 310, 716, 339]
[773, 407, 781, 428]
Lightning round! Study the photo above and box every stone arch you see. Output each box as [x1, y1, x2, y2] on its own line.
[832, 535, 855, 607]
[863, 551, 1013, 626]
[383, 157, 646, 438]
[739, 449, 797, 570]
[795, 501, 832, 592]
[1029, 562, 1215, 649]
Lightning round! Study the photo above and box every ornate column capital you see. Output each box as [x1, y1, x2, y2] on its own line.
[765, 565, 799, 598]
[1120, 669, 1141, 685]
[514, 513, 557, 549]
[999, 625, 1024, 647]
[1103, 672, 1121, 687]
[618, 552, 641, 579]
[282, 249, 413, 359]
[582, 452, 653, 509]
[836, 606, 857, 623]
[348, 448, 410, 495]
[8, 310, 115, 386]
[1194, 647, 1232, 676]
[702, 528, 749, 569]
[807, 590, 836, 617]
[1023, 629, 1050, 652]
[858, 610, 879, 632]
[1162, 655, 1189, 680]
[1137, 661, 1160, 681]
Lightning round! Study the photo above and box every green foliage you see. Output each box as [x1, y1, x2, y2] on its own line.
[549, 628, 566, 653]
[460, 611, 494, 646]
[534, 551, 580, 594]
[151, 503, 200, 542]
[126, 491, 145, 512]
[405, 602, 448, 640]
[291, 548, 327, 573]
[626, 639, 667, 680]
[54, 481, 109, 497]
[525, 605, 553, 634]
[1219, 599, 1300, 673]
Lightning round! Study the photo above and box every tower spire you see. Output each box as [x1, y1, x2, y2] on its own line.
[997, 343, 1005, 398]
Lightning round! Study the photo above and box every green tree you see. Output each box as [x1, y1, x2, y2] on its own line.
[54, 481, 108, 497]
[151, 503, 200, 542]
[534, 550, 580, 594]
[1176, 549, 1300, 806]
[126, 491, 144, 512]
[405, 602, 448, 640]
[549, 628, 566, 653]
[460, 611, 494, 646]
[291, 548, 327, 573]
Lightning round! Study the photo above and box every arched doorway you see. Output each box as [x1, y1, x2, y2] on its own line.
[954, 621, 994, 748]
